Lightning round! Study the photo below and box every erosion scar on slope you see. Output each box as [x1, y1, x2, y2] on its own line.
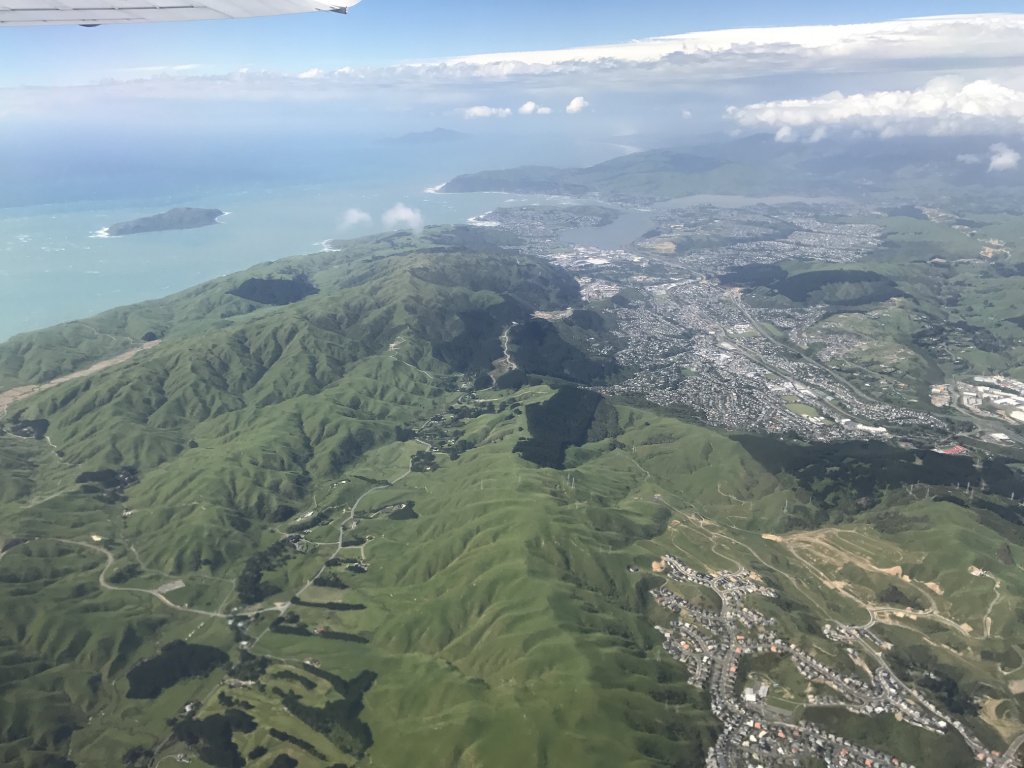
[0, 340, 161, 416]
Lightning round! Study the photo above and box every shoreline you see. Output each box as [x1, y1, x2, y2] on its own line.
[316, 238, 344, 252]
[467, 211, 501, 228]
[1, 185, 550, 341]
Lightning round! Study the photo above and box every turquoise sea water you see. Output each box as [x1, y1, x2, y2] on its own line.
[0, 134, 615, 341]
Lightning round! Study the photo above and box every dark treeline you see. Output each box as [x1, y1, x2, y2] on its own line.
[876, 585, 924, 611]
[510, 319, 618, 384]
[515, 387, 617, 469]
[126, 641, 227, 699]
[273, 670, 317, 690]
[268, 727, 327, 761]
[736, 436, 1024, 522]
[318, 630, 369, 643]
[107, 564, 142, 584]
[270, 622, 312, 637]
[229, 649, 268, 681]
[276, 670, 377, 759]
[173, 714, 244, 768]
[8, 419, 49, 439]
[291, 597, 365, 611]
[388, 502, 418, 520]
[228, 275, 318, 306]
[720, 264, 902, 305]
[887, 645, 978, 716]
[74, 467, 137, 489]
[236, 540, 292, 604]
[311, 572, 348, 590]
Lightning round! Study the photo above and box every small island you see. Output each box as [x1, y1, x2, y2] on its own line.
[104, 207, 225, 236]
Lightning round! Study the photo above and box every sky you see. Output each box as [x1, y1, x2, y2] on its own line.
[3, 0, 1024, 86]
[1, 2, 1023, 171]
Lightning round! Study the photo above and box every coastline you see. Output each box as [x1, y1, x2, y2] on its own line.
[467, 211, 501, 228]
[0, 184, 564, 342]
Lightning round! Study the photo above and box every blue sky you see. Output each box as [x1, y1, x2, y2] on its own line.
[1, 3, 1023, 157]
[2, 0, 1023, 86]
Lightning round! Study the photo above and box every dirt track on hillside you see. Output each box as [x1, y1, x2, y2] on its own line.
[0, 340, 160, 415]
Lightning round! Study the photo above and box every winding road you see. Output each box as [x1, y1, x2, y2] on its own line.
[52, 538, 229, 618]
[247, 442, 427, 652]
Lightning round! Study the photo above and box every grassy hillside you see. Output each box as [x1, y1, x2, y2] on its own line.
[0, 228, 720, 767]
[2, 225, 1023, 767]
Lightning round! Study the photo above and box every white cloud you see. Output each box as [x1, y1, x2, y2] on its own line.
[774, 126, 796, 143]
[566, 96, 590, 114]
[6, 12, 1024, 135]
[956, 153, 982, 164]
[382, 203, 424, 233]
[727, 78, 1024, 140]
[518, 100, 553, 115]
[462, 105, 512, 119]
[438, 14, 1024, 72]
[989, 142, 1021, 172]
[340, 208, 372, 228]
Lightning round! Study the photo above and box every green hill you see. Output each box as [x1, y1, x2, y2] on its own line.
[2, 225, 1022, 767]
[0, 228, 722, 767]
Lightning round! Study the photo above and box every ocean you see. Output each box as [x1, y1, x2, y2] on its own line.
[0, 133, 617, 342]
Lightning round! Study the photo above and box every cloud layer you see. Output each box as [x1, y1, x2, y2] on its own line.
[727, 78, 1024, 139]
[438, 14, 1024, 72]
[25, 14, 1024, 96]
[5, 12, 1024, 142]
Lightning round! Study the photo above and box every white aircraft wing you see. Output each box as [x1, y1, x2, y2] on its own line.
[0, 0, 360, 26]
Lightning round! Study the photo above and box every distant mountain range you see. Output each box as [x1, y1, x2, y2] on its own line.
[440, 134, 1024, 208]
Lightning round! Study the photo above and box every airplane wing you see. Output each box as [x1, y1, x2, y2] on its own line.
[0, 1, 360, 26]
